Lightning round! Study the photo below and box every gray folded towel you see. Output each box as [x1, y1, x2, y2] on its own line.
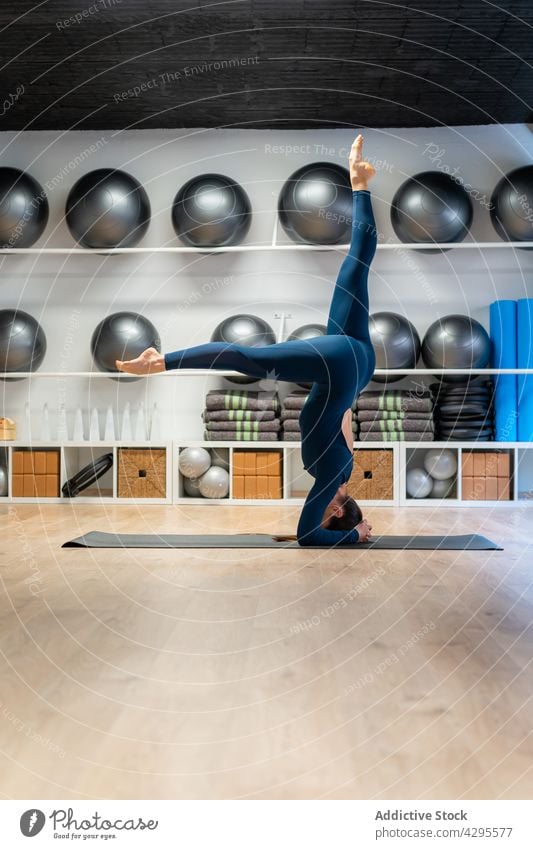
[203, 408, 277, 422]
[282, 420, 302, 432]
[359, 419, 435, 433]
[205, 419, 280, 432]
[204, 430, 280, 441]
[356, 409, 434, 422]
[356, 431, 434, 442]
[206, 390, 280, 412]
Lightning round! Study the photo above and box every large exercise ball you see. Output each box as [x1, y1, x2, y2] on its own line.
[490, 165, 533, 244]
[369, 312, 421, 383]
[198, 466, 230, 498]
[172, 174, 251, 248]
[278, 163, 352, 245]
[66, 168, 150, 249]
[211, 314, 276, 385]
[391, 171, 473, 246]
[90, 311, 160, 382]
[288, 324, 327, 389]
[179, 447, 211, 479]
[183, 476, 202, 497]
[429, 477, 455, 498]
[406, 468, 433, 499]
[0, 465, 8, 497]
[0, 309, 47, 382]
[0, 168, 49, 248]
[421, 314, 490, 383]
[423, 448, 457, 480]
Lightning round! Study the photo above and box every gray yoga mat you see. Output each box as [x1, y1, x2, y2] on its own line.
[62, 531, 501, 550]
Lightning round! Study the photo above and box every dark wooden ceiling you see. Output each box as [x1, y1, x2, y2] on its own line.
[1, 0, 532, 131]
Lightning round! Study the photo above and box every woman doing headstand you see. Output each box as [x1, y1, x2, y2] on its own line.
[117, 134, 377, 546]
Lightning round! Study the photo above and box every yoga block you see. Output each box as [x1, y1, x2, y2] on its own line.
[462, 477, 476, 500]
[12, 451, 24, 474]
[33, 452, 47, 475]
[23, 476, 37, 497]
[496, 452, 510, 478]
[256, 451, 282, 476]
[23, 451, 35, 474]
[268, 477, 282, 499]
[117, 448, 166, 499]
[461, 452, 474, 476]
[485, 477, 498, 500]
[256, 475, 269, 498]
[46, 474, 59, 497]
[497, 477, 511, 500]
[46, 451, 59, 474]
[483, 452, 499, 477]
[232, 452, 247, 475]
[243, 452, 256, 474]
[11, 474, 23, 497]
[244, 476, 256, 498]
[34, 475, 48, 497]
[473, 453, 486, 477]
[232, 475, 244, 499]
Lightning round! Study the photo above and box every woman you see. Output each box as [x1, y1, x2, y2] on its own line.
[117, 134, 377, 546]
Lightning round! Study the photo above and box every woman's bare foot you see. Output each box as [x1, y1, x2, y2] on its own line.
[349, 134, 376, 191]
[115, 347, 165, 375]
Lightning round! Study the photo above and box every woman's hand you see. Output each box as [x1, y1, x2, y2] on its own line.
[355, 518, 373, 543]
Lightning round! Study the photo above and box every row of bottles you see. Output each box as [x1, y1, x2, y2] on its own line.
[21, 401, 162, 442]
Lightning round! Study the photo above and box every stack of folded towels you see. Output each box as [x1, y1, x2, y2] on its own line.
[354, 390, 435, 442]
[280, 390, 309, 441]
[203, 389, 281, 441]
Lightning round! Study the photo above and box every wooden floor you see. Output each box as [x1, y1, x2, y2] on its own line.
[0, 501, 532, 800]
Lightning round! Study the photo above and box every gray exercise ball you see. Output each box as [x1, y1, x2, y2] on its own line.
[369, 312, 421, 384]
[183, 476, 203, 497]
[172, 173, 251, 248]
[0, 465, 8, 497]
[211, 314, 276, 385]
[179, 447, 211, 479]
[391, 171, 473, 246]
[278, 163, 352, 244]
[421, 314, 490, 383]
[429, 477, 455, 498]
[198, 466, 230, 498]
[0, 309, 47, 382]
[209, 447, 230, 471]
[90, 311, 160, 382]
[0, 168, 49, 248]
[406, 467, 433, 499]
[66, 168, 150, 249]
[423, 448, 457, 480]
[287, 323, 327, 389]
[490, 165, 533, 245]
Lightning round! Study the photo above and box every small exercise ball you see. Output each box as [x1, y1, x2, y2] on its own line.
[369, 312, 420, 383]
[0, 465, 8, 497]
[278, 163, 352, 244]
[423, 448, 457, 481]
[209, 447, 230, 471]
[211, 314, 276, 385]
[179, 447, 211, 479]
[183, 476, 203, 497]
[288, 324, 327, 389]
[172, 174, 251, 248]
[0, 309, 47, 381]
[391, 171, 473, 245]
[429, 477, 455, 498]
[406, 467, 433, 499]
[490, 165, 533, 244]
[421, 314, 490, 383]
[0, 168, 49, 248]
[66, 168, 150, 249]
[198, 466, 230, 498]
[91, 311, 160, 382]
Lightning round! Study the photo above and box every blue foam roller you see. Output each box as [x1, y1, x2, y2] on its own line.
[517, 299, 533, 442]
[490, 300, 517, 441]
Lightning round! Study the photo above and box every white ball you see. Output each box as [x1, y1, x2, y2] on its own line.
[0, 465, 7, 497]
[429, 477, 455, 498]
[423, 448, 457, 481]
[178, 446, 211, 478]
[198, 466, 230, 499]
[406, 467, 433, 498]
[183, 476, 202, 497]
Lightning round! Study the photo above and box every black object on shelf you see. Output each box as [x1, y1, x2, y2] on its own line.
[62, 452, 114, 498]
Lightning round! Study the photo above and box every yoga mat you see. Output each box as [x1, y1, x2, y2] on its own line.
[490, 300, 518, 441]
[62, 531, 501, 550]
[517, 299, 533, 441]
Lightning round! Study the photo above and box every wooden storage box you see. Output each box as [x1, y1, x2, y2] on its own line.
[117, 448, 166, 499]
[346, 448, 394, 501]
[461, 450, 513, 501]
[232, 450, 283, 499]
[11, 449, 60, 497]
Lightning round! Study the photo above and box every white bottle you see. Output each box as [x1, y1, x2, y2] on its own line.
[135, 402, 146, 441]
[149, 402, 161, 440]
[89, 407, 100, 441]
[72, 405, 85, 441]
[57, 402, 68, 443]
[41, 402, 51, 441]
[22, 401, 32, 442]
[104, 405, 115, 441]
[120, 401, 132, 440]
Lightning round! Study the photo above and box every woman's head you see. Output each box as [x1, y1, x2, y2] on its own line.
[322, 484, 363, 531]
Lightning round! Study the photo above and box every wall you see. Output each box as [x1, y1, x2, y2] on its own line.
[1, 123, 532, 440]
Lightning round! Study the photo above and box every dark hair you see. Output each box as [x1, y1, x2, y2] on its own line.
[326, 495, 362, 532]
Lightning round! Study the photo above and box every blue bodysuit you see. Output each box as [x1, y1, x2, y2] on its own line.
[164, 189, 378, 546]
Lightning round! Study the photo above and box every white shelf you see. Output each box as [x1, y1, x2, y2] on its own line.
[3, 368, 533, 378]
[2, 240, 533, 255]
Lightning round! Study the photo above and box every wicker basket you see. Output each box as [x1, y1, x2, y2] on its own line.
[117, 448, 166, 498]
[347, 449, 394, 501]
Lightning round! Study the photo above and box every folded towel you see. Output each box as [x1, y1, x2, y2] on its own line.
[205, 419, 280, 432]
[204, 430, 280, 441]
[206, 390, 280, 412]
[282, 419, 302, 432]
[357, 391, 433, 413]
[283, 392, 310, 410]
[360, 419, 435, 433]
[355, 409, 434, 423]
[203, 408, 277, 422]
[357, 431, 434, 442]
[281, 431, 301, 441]
[280, 409, 301, 421]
